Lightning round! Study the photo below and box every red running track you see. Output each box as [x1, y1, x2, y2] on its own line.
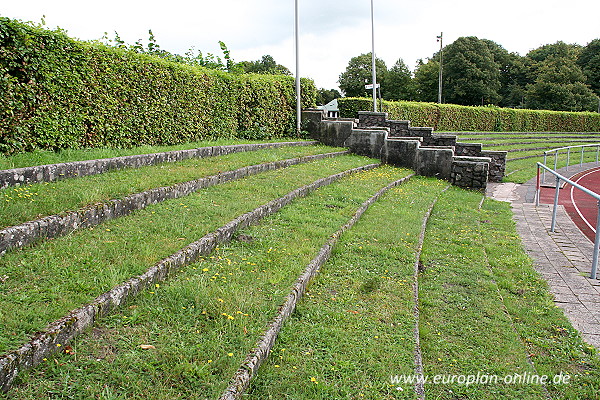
[538, 166, 600, 242]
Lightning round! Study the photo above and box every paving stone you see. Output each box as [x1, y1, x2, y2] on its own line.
[577, 293, 600, 304]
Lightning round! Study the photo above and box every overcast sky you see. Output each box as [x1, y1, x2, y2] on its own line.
[2, 0, 599, 91]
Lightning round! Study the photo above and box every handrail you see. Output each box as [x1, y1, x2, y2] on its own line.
[546, 143, 600, 153]
[542, 143, 600, 184]
[536, 162, 600, 279]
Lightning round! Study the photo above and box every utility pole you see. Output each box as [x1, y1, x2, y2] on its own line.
[437, 32, 443, 104]
[371, 0, 377, 112]
[295, 0, 301, 133]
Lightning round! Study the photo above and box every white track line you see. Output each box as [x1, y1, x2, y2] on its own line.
[569, 168, 599, 233]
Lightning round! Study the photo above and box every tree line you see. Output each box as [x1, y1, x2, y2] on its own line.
[334, 36, 600, 112]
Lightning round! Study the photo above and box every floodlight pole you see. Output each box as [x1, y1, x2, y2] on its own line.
[370, 0, 377, 112]
[371, 0, 377, 112]
[295, 0, 301, 133]
[437, 32, 443, 104]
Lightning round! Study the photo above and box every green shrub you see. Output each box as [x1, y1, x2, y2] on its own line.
[0, 18, 316, 154]
[338, 98, 600, 132]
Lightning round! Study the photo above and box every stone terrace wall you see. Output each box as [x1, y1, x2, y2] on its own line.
[0, 152, 346, 256]
[482, 151, 507, 183]
[357, 112, 506, 183]
[303, 109, 495, 190]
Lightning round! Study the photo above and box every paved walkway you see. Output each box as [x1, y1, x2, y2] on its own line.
[487, 162, 600, 348]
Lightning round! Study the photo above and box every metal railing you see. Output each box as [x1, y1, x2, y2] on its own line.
[542, 144, 600, 185]
[536, 162, 600, 279]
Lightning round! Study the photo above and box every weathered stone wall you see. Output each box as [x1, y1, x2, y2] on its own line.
[451, 157, 490, 190]
[454, 144, 506, 183]
[303, 109, 498, 190]
[357, 111, 387, 128]
[359, 112, 433, 139]
[387, 120, 410, 136]
[344, 129, 387, 159]
[408, 127, 433, 138]
[317, 121, 354, 148]
[482, 151, 507, 183]
[355, 112, 507, 185]
[0, 141, 317, 189]
[423, 134, 457, 147]
[385, 139, 421, 169]
[455, 142, 483, 157]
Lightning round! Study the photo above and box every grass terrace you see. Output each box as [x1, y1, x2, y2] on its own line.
[0, 140, 599, 400]
[5, 166, 413, 399]
[0, 139, 308, 171]
[0, 144, 342, 229]
[0, 154, 374, 354]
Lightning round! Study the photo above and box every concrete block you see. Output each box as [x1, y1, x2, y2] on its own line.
[416, 148, 454, 179]
[384, 139, 420, 168]
[344, 129, 387, 159]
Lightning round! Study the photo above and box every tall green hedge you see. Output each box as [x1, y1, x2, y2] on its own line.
[0, 18, 316, 154]
[338, 98, 600, 132]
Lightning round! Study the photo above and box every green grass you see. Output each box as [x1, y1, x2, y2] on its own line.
[247, 176, 448, 399]
[0, 155, 374, 355]
[458, 135, 600, 142]
[417, 189, 600, 399]
[480, 200, 600, 399]
[4, 166, 412, 399]
[0, 139, 305, 170]
[490, 141, 600, 152]
[419, 188, 545, 398]
[0, 144, 342, 229]
[1, 161, 599, 400]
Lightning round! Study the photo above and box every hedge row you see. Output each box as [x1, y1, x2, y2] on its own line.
[338, 98, 600, 132]
[0, 18, 316, 155]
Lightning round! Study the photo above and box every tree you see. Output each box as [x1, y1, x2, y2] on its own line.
[481, 39, 530, 107]
[338, 53, 387, 98]
[316, 88, 341, 105]
[443, 36, 501, 105]
[525, 41, 597, 111]
[526, 56, 597, 111]
[236, 55, 291, 75]
[527, 41, 581, 63]
[385, 58, 415, 101]
[577, 39, 600, 97]
[413, 58, 440, 102]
